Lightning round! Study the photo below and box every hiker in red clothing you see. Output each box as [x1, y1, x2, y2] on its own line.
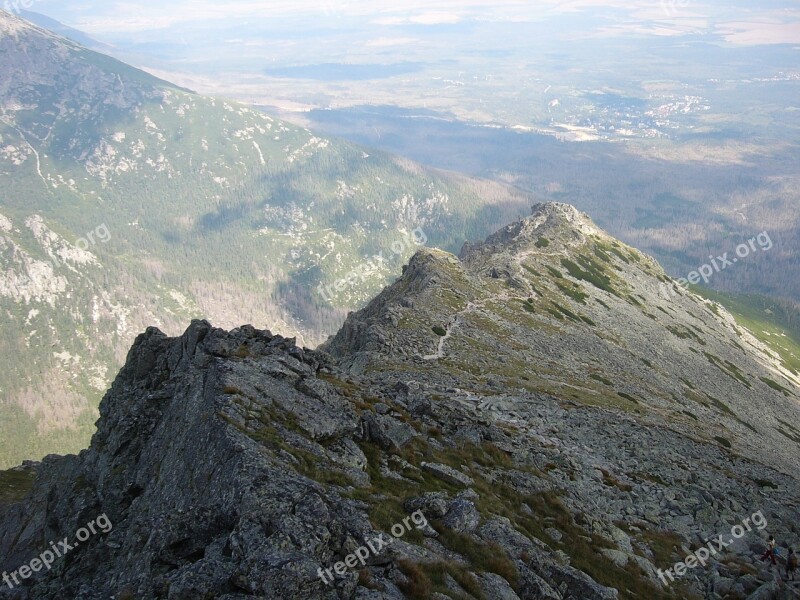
[760, 535, 777, 566]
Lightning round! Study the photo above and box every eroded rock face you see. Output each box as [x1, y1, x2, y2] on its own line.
[0, 322, 361, 599]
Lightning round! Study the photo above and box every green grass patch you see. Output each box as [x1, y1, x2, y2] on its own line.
[633, 471, 669, 486]
[702, 352, 752, 389]
[691, 289, 800, 376]
[512, 492, 685, 600]
[760, 376, 793, 397]
[350, 424, 685, 600]
[639, 528, 684, 568]
[235, 404, 354, 487]
[666, 325, 706, 345]
[0, 467, 36, 504]
[598, 468, 633, 492]
[754, 478, 777, 489]
[596, 240, 632, 265]
[556, 281, 588, 304]
[521, 263, 542, 277]
[434, 528, 520, 589]
[777, 418, 800, 437]
[551, 301, 583, 323]
[714, 436, 732, 449]
[561, 256, 619, 296]
[618, 392, 640, 404]
[398, 559, 484, 600]
[593, 245, 613, 263]
[701, 393, 757, 433]
[590, 373, 614, 386]
[546, 265, 564, 279]
[776, 427, 800, 444]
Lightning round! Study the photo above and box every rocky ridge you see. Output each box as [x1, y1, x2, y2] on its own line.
[0, 206, 799, 599]
[324, 203, 800, 480]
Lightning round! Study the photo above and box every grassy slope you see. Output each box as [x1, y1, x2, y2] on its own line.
[692, 287, 800, 376]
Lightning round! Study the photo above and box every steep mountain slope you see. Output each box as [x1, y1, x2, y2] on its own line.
[0, 9, 529, 468]
[323, 203, 800, 480]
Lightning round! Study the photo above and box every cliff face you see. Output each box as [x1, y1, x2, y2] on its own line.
[1, 322, 367, 599]
[1, 207, 799, 600]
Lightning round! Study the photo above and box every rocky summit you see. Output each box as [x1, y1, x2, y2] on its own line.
[1, 204, 799, 600]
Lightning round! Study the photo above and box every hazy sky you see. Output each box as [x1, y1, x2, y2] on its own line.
[19, 0, 800, 46]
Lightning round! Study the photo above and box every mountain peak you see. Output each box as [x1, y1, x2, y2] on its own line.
[1, 8, 58, 40]
[460, 202, 602, 263]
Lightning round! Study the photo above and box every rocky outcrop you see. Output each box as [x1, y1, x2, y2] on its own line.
[0, 322, 369, 599]
[0, 8, 534, 472]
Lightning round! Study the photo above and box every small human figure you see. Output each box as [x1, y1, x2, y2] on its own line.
[760, 535, 777, 567]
